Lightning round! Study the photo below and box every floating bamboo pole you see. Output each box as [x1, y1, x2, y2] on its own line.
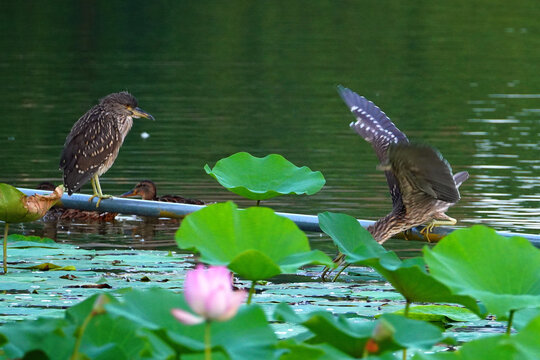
[16, 187, 540, 247]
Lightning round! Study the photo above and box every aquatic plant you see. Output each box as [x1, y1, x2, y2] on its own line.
[319, 212, 483, 315]
[172, 265, 247, 360]
[0, 183, 63, 273]
[204, 152, 325, 205]
[176, 201, 334, 302]
[0, 226, 540, 358]
[423, 225, 540, 332]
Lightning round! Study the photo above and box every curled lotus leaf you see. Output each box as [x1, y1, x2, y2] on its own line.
[204, 152, 325, 200]
[0, 183, 63, 223]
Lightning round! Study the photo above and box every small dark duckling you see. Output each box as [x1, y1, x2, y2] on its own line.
[36, 182, 117, 223]
[121, 180, 204, 205]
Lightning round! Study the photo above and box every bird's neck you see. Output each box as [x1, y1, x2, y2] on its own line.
[118, 116, 134, 142]
[367, 208, 410, 244]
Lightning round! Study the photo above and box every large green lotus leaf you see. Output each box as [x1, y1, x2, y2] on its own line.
[274, 303, 443, 357]
[277, 339, 398, 360]
[370, 256, 483, 316]
[0, 317, 74, 360]
[2, 293, 159, 360]
[204, 152, 325, 200]
[176, 202, 334, 280]
[318, 212, 481, 314]
[413, 315, 540, 360]
[514, 308, 540, 331]
[318, 212, 388, 263]
[423, 225, 540, 320]
[0, 183, 61, 223]
[393, 305, 479, 323]
[81, 313, 157, 360]
[105, 287, 278, 360]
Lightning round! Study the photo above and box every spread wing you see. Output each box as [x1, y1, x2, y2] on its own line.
[59, 105, 117, 194]
[337, 85, 409, 208]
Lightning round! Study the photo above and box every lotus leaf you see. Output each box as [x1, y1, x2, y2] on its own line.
[274, 303, 444, 357]
[318, 212, 387, 263]
[319, 212, 481, 314]
[393, 305, 479, 323]
[423, 225, 540, 320]
[514, 308, 540, 331]
[175, 201, 334, 280]
[0, 183, 63, 273]
[0, 183, 62, 223]
[106, 288, 278, 360]
[204, 152, 325, 200]
[412, 315, 540, 360]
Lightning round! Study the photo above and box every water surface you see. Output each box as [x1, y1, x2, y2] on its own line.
[1, 1, 539, 249]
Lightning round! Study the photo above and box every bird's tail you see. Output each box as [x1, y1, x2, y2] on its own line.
[453, 171, 469, 188]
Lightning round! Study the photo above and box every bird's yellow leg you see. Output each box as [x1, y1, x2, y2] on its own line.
[420, 217, 457, 242]
[88, 177, 99, 203]
[89, 174, 112, 208]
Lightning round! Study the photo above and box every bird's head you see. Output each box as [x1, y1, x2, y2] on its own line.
[100, 92, 155, 120]
[120, 180, 157, 200]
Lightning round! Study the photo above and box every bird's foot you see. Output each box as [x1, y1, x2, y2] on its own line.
[420, 217, 457, 242]
[420, 223, 436, 242]
[88, 194, 113, 208]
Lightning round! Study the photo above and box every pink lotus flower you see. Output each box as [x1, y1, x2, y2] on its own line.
[172, 265, 246, 325]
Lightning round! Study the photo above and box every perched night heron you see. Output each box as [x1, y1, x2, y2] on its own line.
[121, 180, 205, 205]
[59, 92, 154, 207]
[337, 85, 468, 243]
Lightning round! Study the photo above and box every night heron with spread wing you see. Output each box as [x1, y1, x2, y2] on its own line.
[59, 92, 154, 207]
[337, 85, 468, 243]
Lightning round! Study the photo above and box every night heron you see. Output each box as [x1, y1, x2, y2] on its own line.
[121, 180, 205, 205]
[59, 92, 154, 207]
[338, 85, 468, 243]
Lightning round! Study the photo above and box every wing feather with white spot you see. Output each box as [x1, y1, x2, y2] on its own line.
[59, 105, 117, 195]
[337, 85, 408, 160]
[338, 85, 409, 208]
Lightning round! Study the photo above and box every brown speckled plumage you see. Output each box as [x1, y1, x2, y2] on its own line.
[338, 86, 468, 243]
[59, 92, 153, 197]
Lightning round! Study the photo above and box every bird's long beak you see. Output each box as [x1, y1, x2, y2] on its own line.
[131, 107, 155, 121]
[120, 189, 138, 197]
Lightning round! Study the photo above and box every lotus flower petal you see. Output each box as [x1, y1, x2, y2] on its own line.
[180, 265, 246, 323]
[171, 308, 204, 325]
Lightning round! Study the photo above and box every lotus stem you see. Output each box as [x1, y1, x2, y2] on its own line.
[70, 308, 94, 360]
[506, 310, 515, 335]
[247, 280, 256, 304]
[3, 223, 8, 274]
[320, 266, 331, 282]
[332, 263, 350, 282]
[256, 200, 261, 206]
[205, 320, 212, 360]
[404, 300, 410, 317]
[401, 300, 411, 360]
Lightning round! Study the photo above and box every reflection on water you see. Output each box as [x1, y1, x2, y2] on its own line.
[0, 1, 539, 252]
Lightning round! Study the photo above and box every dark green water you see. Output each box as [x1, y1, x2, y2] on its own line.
[1, 1, 539, 247]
